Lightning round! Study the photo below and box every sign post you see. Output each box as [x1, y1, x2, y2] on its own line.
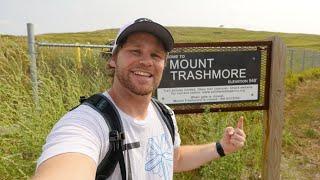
[262, 36, 286, 180]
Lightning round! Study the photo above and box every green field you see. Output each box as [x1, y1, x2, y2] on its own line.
[3, 26, 320, 50]
[1, 27, 320, 179]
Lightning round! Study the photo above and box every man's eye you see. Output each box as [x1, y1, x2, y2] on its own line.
[131, 50, 140, 55]
[151, 53, 163, 60]
[151, 54, 159, 58]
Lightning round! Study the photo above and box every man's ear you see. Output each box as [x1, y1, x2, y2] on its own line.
[109, 55, 116, 68]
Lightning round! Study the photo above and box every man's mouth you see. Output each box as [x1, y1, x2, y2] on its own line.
[133, 71, 152, 77]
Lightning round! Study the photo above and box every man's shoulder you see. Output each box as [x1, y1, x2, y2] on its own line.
[63, 104, 104, 121]
[54, 104, 109, 133]
[151, 98, 175, 116]
[36, 104, 112, 169]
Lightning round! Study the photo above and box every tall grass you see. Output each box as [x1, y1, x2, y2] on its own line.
[285, 68, 320, 92]
[0, 37, 108, 179]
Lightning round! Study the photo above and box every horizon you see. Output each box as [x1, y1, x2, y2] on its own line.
[2, 25, 320, 37]
[1, 0, 320, 36]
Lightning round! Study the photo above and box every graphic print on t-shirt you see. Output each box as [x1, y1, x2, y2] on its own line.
[145, 133, 173, 180]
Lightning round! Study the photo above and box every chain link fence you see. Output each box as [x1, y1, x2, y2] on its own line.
[287, 48, 320, 73]
[35, 45, 320, 74]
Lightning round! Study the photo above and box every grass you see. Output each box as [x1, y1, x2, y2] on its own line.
[304, 129, 319, 139]
[282, 78, 320, 179]
[285, 68, 320, 92]
[0, 37, 109, 179]
[1, 27, 320, 179]
[174, 111, 264, 179]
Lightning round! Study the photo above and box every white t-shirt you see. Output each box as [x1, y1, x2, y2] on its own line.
[37, 92, 181, 180]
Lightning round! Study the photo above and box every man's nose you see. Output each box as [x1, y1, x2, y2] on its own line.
[139, 53, 153, 66]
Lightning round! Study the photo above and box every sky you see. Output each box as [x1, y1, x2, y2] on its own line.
[1, 0, 320, 36]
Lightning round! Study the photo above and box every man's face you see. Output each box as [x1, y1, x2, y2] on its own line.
[110, 32, 167, 96]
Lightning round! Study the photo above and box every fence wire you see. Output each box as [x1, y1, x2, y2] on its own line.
[36, 42, 320, 74]
[287, 48, 320, 72]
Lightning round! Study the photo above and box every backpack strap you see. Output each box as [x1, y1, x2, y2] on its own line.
[151, 98, 175, 144]
[79, 94, 127, 180]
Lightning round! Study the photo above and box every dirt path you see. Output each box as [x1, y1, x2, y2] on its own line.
[281, 79, 320, 179]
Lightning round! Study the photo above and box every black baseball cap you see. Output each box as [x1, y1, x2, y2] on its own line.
[112, 18, 174, 53]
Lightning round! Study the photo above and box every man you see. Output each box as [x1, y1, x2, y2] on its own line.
[33, 18, 246, 180]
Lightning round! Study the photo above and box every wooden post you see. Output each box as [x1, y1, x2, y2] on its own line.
[262, 36, 286, 180]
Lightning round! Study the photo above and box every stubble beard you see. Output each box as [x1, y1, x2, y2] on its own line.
[115, 67, 161, 96]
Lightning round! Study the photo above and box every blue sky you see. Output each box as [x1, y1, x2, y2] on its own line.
[1, 0, 320, 36]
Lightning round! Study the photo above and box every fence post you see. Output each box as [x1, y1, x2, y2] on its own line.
[289, 49, 293, 72]
[85, 42, 93, 60]
[318, 53, 320, 68]
[27, 23, 39, 109]
[311, 52, 315, 68]
[302, 50, 306, 71]
[262, 36, 286, 180]
[75, 43, 82, 69]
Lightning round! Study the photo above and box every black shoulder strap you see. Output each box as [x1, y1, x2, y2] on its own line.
[151, 98, 175, 144]
[78, 94, 127, 180]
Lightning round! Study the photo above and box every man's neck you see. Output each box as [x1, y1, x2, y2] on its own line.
[108, 87, 152, 120]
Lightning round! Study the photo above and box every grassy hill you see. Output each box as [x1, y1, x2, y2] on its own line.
[2, 26, 320, 50]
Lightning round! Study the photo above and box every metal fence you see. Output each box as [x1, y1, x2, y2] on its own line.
[34, 44, 320, 75]
[287, 48, 320, 73]
[27, 23, 112, 108]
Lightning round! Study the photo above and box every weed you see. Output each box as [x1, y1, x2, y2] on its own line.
[304, 129, 319, 139]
